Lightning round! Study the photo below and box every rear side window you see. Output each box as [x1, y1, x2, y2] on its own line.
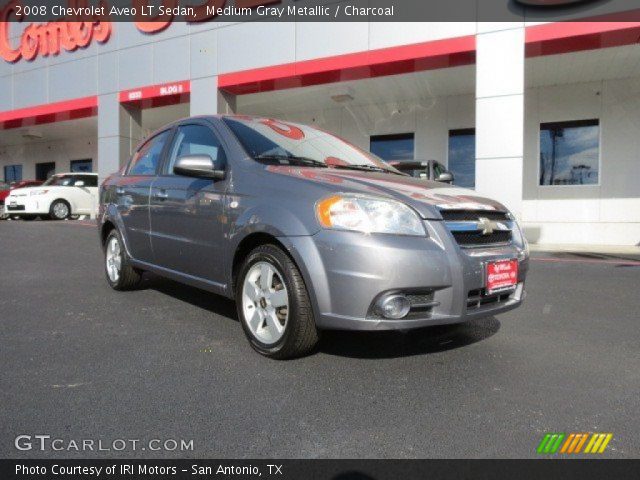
[165, 124, 226, 174]
[128, 130, 170, 176]
[76, 175, 98, 187]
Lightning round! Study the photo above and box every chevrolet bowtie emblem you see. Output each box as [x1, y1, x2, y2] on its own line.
[477, 217, 498, 235]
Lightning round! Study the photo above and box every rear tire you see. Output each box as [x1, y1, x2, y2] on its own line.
[49, 200, 70, 220]
[236, 244, 318, 359]
[104, 229, 142, 291]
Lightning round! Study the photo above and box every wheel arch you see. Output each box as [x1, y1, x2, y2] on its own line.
[231, 232, 288, 295]
[100, 219, 117, 247]
[50, 197, 73, 216]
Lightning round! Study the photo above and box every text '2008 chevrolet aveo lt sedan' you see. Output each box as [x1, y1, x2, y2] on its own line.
[99, 116, 529, 359]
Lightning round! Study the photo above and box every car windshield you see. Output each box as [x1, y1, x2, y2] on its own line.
[43, 175, 79, 186]
[223, 117, 401, 174]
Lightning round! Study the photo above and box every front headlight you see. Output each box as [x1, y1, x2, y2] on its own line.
[316, 194, 426, 236]
[508, 211, 529, 256]
[29, 189, 49, 196]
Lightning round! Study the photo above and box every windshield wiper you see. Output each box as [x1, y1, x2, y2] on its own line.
[331, 164, 399, 175]
[254, 154, 328, 168]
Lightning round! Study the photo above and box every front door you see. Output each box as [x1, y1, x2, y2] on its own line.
[149, 122, 228, 285]
[68, 174, 99, 215]
[117, 129, 171, 263]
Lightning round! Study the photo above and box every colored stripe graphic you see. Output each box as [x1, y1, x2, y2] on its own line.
[539, 433, 612, 454]
[537, 433, 565, 454]
[574, 433, 590, 453]
[585, 433, 613, 453]
[560, 433, 589, 453]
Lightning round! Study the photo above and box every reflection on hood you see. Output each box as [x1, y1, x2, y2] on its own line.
[266, 166, 508, 219]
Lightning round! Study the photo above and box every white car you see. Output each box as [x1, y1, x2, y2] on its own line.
[5, 173, 99, 220]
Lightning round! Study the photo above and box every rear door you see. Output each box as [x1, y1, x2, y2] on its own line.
[149, 121, 228, 284]
[117, 129, 172, 263]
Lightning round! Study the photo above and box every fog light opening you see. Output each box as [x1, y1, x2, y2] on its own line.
[376, 294, 411, 319]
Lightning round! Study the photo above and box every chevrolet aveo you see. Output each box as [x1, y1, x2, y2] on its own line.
[99, 116, 529, 359]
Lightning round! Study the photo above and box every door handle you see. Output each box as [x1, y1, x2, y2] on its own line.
[115, 187, 125, 195]
[154, 190, 169, 200]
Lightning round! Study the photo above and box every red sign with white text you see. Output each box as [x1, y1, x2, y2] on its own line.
[0, 0, 282, 63]
[486, 259, 518, 294]
[119, 80, 191, 109]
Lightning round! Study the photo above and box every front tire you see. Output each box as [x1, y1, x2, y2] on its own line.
[49, 200, 70, 220]
[236, 244, 318, 359]
[104, 229, 142, 291]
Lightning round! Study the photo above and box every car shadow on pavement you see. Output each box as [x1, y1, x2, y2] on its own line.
[138, 274, 500, 359]
[318, 317, 501, 359]
[143, 274, 239, 321]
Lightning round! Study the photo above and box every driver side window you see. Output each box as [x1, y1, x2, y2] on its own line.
[165, 125, 226, 175]
[128, 130, 170, 176]
[433, 162, 446, 178]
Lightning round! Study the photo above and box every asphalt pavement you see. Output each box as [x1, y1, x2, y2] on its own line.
[1, 220, 639, 458]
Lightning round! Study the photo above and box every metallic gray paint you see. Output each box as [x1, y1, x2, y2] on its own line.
[99, 115, 529, 331]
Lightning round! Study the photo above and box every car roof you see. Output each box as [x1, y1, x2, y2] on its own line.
[133, 114, 278, 151]
[52, 172, 98, 176]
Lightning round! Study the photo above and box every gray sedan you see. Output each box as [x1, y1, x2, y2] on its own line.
[98, 116, 529, 359]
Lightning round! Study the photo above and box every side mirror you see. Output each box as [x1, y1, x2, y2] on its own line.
[435, 171, 454, 184]
[174, 155, 225, 180]
[75, 181, 85, 187]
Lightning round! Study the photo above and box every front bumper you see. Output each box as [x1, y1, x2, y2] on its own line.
[4, 197, 49, 215]
[283, 221, 529, 331]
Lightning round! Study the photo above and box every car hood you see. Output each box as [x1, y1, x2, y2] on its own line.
[8, 187, 47, 196]
[266, 166, 509, 219]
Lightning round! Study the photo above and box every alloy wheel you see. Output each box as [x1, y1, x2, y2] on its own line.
[53, 202, 69, 219]
[242, 261, 289, 344]
[106, 236, 122, 283]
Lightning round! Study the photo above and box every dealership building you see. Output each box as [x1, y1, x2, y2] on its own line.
[1, 6, 639, 245]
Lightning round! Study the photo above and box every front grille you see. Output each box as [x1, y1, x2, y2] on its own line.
[406, 292, 437, 315]
[6, 205, 25, 211]
[440, 210, 509, 221]
[452, 230, 511, 246]
[441, 209, 513, 248]
[467, 288, 514, 310]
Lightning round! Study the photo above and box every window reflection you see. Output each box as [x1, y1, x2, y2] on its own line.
[448, 129, 475, 189]
[539, 120, 599, 186]
[370, 133, 415, 161]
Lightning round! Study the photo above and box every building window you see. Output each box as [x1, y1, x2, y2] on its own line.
[70, 159, 93, 172]
[539, 119, 599, 186]
[4, 165, 22, 182]
[370, 133, 415, 161]
[448, 129, 475, 189]
[35, 162, 56, 181]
